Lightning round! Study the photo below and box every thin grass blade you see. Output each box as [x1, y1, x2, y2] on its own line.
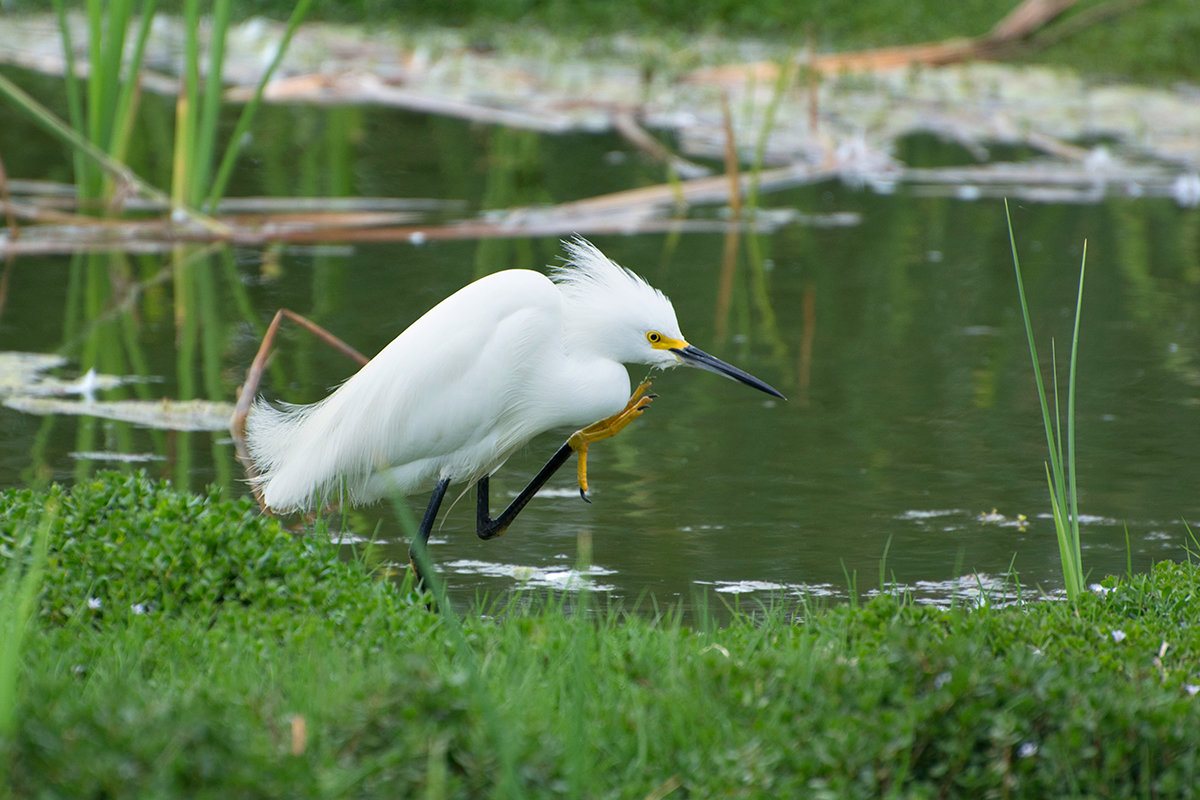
[109, 1, 160, 165]
[1005, 201, 1061, 478]
[0, 500, 54, 738]
[1066, 241, 1088, 577]
[207, 0, 316, 208]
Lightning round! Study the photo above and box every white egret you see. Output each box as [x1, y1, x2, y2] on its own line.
[245, 237, 783, 586]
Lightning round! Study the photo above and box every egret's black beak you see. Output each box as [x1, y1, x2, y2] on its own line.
[671, 345, 786, 400]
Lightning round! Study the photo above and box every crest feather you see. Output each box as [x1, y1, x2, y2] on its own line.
[549, 236, 682, 356]
[552, 236, 669, 308]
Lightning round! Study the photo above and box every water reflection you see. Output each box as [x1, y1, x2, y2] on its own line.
[2, 102, 1198, 611]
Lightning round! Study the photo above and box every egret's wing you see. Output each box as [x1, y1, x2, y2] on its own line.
[247, 270, 562, 512]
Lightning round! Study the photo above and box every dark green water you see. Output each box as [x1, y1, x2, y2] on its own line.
[3, 76, 1199, 609]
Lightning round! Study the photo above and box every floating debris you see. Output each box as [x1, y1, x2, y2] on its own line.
[883, 573, 1033, 609]
[2, 13, 1197, 257]
[895, 508, 968, 521]
[0, 351, 68, 395]
[978, 508, 1029, 531]
[68, 451, 166, 463]
[0, 352, 145, 401]
[694, 579, 841, 598]
[445, 559, 618, 592]
[4, 395, 234, 432]
[896, 507, 1029, 531]
[0, 352, 225, 433]
[510, 486, 592, 500]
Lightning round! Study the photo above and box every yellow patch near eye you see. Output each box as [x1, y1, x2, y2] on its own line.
[647, 331, 687, 350]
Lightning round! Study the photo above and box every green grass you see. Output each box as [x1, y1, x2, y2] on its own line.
[2, 472, 1200, 797]
[0, 496, 50, 740]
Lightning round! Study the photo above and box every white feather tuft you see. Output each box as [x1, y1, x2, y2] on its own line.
[245, 372, 397, 513]
[246, 396, 344, 512]
[552, 236, 662, 303]
[551, 236, 681, 356]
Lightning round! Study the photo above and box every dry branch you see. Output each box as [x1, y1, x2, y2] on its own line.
[687, 0, 1091, 83]
[612, 112, 711, 180]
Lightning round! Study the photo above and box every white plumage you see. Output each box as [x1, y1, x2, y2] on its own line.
[246, 237, 697, 513]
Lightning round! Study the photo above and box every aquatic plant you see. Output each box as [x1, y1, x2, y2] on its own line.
[1006, 199, 1087, 601]
[34, 0, 313, 214]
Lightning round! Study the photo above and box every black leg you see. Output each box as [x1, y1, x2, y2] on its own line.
[475, 381, 656, 541]
[476, 441, 575, 540]
[409, 477, 451, 591]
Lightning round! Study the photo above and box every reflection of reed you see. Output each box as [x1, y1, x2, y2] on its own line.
[713, 79, 792, 377]
[715, 232, 739, 346]
[473, 128, 549, 281]
[715, 93, 741, 346]
[0, 258, 11, 323]
[0, 153, 17, 243]
[798, 283, 815, 407]
[1112, 202, 1200, 389]
[742, 56, 792, 366]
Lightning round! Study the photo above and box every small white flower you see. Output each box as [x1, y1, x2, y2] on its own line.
[1185, 685, 1199, 697]
[87, 597, 102, 610]
[1111, 629, 1126, 643]
[933, 671, 952, 690]
[131, 603, 147, 615]
[1018, 742, 1038, 758]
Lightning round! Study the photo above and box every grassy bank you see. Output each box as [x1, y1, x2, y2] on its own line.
[2, 472, 1199, 797]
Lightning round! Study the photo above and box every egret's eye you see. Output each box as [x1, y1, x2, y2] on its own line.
[647, 331, 662, 344]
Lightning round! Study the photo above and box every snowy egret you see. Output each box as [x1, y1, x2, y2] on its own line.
[244, 237, 783, 586]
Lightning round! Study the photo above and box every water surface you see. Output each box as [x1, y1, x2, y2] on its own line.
[2, 83, 1197, 610]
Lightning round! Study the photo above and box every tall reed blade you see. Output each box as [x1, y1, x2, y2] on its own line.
[0, 501, 54, 738]
[1005, 200, 1087, 601]
[206, 0, 317, 209]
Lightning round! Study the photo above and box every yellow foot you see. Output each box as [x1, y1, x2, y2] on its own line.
[567, 381, 656, 501]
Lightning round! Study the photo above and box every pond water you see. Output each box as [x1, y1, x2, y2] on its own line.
[3, 70, 1199, 611]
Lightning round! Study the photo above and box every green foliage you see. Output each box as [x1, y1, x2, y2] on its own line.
[2, 473, 1199, 798]
[0, 472, 411, 629]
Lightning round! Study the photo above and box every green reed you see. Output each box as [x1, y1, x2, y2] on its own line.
[36, 0, 311, 214]
[1006, 200, 1087, 602]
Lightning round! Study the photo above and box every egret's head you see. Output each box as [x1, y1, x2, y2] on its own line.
[553, 236, 683, 368]
[553, 237, 785, 399]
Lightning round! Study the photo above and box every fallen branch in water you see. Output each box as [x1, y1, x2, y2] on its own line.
[686, 0, 1146, 83]
[0, 163, 846, 256]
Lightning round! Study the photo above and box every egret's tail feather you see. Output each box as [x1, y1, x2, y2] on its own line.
[245, 395, 363, 513]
